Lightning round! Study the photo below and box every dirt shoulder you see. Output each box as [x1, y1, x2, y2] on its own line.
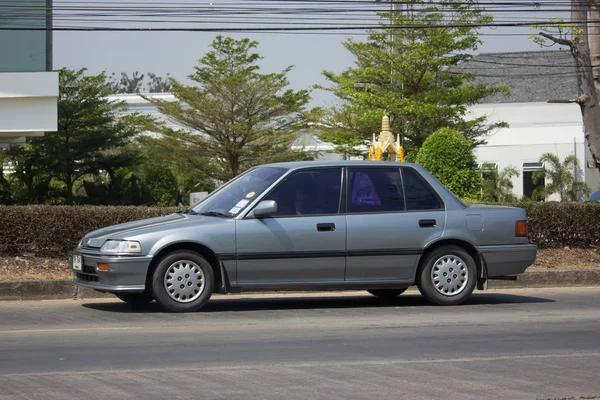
[0, 248, 599, 282]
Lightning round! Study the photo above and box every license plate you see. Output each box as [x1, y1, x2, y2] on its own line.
[72, 255, 82, 271]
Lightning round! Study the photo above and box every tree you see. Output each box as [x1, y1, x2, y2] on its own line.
[109, 72, 173, 93]
[142, 36, 312, 181]
[481, 166, 520, 203]
[311, 0, 508, 159]
[533, 152, 591, 201]
[109, 71, 145, 94]
[416, 128, 480, 199]
[531, 1, 600, 170]
[147, 73, 172, 93]
[7, 68, 143, 203]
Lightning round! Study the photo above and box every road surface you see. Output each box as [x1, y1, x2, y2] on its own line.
[1, 288, 600, 400]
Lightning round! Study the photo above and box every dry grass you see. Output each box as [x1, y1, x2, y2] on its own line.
[0, 248, 598, 282]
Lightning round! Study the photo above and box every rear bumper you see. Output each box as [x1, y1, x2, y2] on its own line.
[477, 244, 537, 277]
[69, 250, 152, 293]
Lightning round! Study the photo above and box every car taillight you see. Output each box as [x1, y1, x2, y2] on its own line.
[515, 220, 528, 237]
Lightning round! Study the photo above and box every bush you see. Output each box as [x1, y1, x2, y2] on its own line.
[517, 202, 600, 248]
[0, 205, 178, 257]
[415, 128, 481, 199]
[0, 202, 599, 258]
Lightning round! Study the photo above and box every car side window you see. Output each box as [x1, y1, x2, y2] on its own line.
[402, 168, 443, 210]
[348, 168, 405, 213]
[262, 168, 343, 216]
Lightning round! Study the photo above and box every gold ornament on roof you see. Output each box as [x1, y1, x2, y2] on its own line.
[367, 115, 404, 162]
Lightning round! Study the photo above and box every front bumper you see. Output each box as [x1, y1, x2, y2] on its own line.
[69, 249, 153, 293]
[477, 244, 537, 277]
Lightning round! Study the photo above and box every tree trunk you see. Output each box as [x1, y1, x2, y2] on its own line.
[590, 1, 600, 94]
[572, 0, 600, 169]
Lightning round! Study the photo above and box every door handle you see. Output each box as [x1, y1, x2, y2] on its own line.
[317, 223, 336, 232]
[419, 219, 437, 228]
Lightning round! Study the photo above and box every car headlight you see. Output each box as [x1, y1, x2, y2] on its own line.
[100, 240, 142, 254]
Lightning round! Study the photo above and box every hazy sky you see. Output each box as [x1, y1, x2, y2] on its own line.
[53, 0, 570, 107]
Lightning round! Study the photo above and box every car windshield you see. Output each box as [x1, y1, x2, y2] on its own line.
[191, 166, 288, 217]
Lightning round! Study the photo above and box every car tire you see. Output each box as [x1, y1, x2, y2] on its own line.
[367, 289, 407, 299]
[151, 251, 214, 313]
[417, 245, 477, 306]
[115, 292, 154, 306]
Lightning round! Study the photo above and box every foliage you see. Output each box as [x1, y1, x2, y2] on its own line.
[0, 205, 178, 257]
[533, 153, 591, 201]
[416, 128, 481, 199]
[81, 169, 153, 206]
[5, 68, 144, 204]
[109, 71, 173, 94]
[481, 165, 520, 203]
[143, 164, 179, 206]
[310, 0, 508, 159]
[142, 36, 313, 181]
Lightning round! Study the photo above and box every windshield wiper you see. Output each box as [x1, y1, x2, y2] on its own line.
[177, 208, 198, 215]
[199, 211, 230, 218]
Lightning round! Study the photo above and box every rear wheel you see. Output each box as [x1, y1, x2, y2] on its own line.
[151, 251, 214, 313]
[417, 245, 476, 306]
[115, 291, 154, 306]
[367, 289, 407, 299]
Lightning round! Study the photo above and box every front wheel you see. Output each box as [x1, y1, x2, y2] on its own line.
[151, 251, 214, 313]
[417, 245, 477, 306]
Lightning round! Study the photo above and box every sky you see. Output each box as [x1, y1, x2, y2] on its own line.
[52, 0, 571, 108]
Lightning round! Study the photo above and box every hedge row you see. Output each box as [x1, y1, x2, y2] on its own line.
[0, 203, 598, 257]
[0, 206, 178, 257]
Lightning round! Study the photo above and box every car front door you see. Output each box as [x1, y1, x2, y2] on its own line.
[235, 167, 346, 285]
[345, 166, 446, 281]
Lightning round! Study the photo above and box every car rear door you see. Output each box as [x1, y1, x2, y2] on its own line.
[345, 166, 446, 281]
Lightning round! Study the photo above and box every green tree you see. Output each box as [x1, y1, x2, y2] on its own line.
[143, 164, 179, 206]
[533, 153, 591, 202]
[142, 36, 312, 181]
[311, 0, 508, 159]
[416, 128, 480, 199]
[481, 165, 520, 203]
[7, 68, 143, 204]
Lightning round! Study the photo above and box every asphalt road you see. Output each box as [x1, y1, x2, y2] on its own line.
[1, 288, 600, 400]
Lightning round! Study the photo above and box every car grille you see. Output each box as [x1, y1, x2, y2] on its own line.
[82, 265, 97, 275]
[76, 272, 99, 282]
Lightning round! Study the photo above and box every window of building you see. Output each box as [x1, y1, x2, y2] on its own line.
[263, 168, 343, 216]
[522, 162, 545, 200]
[402, 168, 443, 211]
[348, 167, 405, 213]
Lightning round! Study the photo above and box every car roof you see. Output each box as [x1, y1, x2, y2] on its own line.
[262, 160, 420, 170]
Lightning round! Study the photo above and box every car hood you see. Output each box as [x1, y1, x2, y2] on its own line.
[81, 212, 213, 248]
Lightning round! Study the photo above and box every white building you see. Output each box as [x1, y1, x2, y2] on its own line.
[0, 1, 58, 149]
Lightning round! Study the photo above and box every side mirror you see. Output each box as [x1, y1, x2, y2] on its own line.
[250, 200, 278, 218]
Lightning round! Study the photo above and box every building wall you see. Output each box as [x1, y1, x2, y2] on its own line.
[470, 102, 600, 199]
[0, 0, 51, 72]
[0, 0, 56, 148]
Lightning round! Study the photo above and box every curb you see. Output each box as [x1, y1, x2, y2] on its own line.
[1, 269, 599, 301]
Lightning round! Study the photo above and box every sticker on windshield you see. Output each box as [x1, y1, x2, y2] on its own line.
[235, 199, 250, 208]
[229, 206, 242, 215]
[246, 192, 256, 199]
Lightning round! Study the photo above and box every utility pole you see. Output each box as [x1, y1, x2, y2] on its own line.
[590, 1, 600, 94]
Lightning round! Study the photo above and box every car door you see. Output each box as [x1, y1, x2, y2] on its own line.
[235, 167, 346, 285]
[345, 166, 446, 281]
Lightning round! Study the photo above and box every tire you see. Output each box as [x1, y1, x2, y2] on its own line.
[115, 291, 154, 306]
[367, 289, 407, 299]
[151, 251, 214, 313]
[417, 245, 477, 306]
